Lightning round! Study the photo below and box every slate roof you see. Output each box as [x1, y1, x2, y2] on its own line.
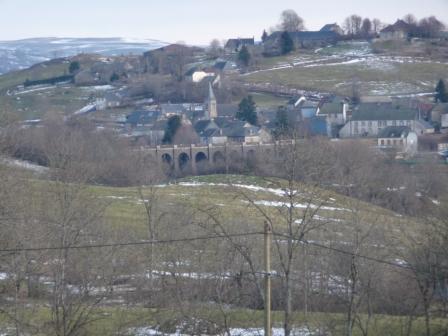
[160, 104, 188, 115]
[351, 103, 418, 121]
[378, 126, 411, 138]
[200, 128, 225, 138]
[194, 120, 219, 134]
[320, 24, 343, 33]
[225, 38, 255, 49]
[319, 102, 343, 115]
[381, 20, 412, 33]
[126, 110, 160, 125]
[217, 104, 239, 118]
[223, 124, 260, 138]
[269, 31, 339, 42]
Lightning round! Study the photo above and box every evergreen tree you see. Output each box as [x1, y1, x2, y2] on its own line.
[238, 45, 251, 67]
[280, 31, 294, 55]
[236, 95, 257, 125]
[110, 72, 120, 82]
[261, 30, 268, 43]
[435, 79, 448, 103]
[274, 106, 290, 137]
[69, 61, 80, 74]
[163, 115, 182, 144]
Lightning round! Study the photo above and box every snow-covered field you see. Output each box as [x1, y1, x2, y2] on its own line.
[129, 326, 314, 336]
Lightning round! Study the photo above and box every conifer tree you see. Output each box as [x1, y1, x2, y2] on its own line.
[238, 45, 251, 67]
[236, 95, 257, 125]
[280, 31, 294, 55]
[261, 30, 268, 43]
[435, 79, 448, 103]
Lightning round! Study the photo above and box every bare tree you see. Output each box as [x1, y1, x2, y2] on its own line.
[208, 39, 222, 58]
[419, 16, 445, 38]
[403, 14, 418, 26]
[344, 15, 363, 37]
[361, 18, 372, 38]
[372, 18, 383, 35]
[279, 9, 305, 32]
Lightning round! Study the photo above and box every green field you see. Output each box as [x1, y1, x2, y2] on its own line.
[238, 42, 448, 96]
[0, 171, 446, 335]
[1, 305, 446, 336]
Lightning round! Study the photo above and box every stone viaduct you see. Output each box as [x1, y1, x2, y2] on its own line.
[143, 142, 293, 174]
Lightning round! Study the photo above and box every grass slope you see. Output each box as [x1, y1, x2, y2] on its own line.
[239, 42, 448, 96]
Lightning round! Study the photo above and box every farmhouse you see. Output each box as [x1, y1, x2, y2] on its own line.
[224, 38, 255, 53]
[380, 20, 412, 40]
[377, 126, 418, 156]
[320, 23, 344, 35]
[263, 29, 340, 56]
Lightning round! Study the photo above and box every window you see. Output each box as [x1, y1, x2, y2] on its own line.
[392, 120, 397, 126]
[368, 121, 372, 127]
[380, 140, 385, 145]
[399, 120, 405, 126]
[361, 121, 366, 126]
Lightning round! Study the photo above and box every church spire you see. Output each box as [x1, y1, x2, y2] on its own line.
[207, 82, 217, 119]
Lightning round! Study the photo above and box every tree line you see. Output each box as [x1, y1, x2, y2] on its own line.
[1, 114, 448, 335]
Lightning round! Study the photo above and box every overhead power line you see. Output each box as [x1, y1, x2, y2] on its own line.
[0, 231, 263, 253]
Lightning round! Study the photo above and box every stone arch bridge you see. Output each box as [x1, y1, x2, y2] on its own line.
[143, 142, 292, 174]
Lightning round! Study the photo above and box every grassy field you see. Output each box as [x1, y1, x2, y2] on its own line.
[1, 304, 446, 336]
[0, 172, 445, 335]
[0, 61, 69, 93]
[85, 174, 405, 241]
[239, 42, 448, 96]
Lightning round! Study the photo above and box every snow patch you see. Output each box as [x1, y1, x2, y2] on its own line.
[130, 326, 313, 336]
[1, 158, 48, 173]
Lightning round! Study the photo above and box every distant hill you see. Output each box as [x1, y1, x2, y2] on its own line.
[0, 37, 168, 75]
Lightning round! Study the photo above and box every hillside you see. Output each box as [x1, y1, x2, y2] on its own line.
[237, 41, 448, 97]
[0, 37, 168, 75]
[0, 168, 443, 335]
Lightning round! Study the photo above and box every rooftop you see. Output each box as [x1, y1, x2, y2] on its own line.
[378, 126, 411, 138]
[351, 103, 418, 121]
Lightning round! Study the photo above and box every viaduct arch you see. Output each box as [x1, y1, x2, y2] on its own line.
[143, 142, 291, 175]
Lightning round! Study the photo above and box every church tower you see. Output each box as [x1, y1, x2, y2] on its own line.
[206, 82, 218, 120]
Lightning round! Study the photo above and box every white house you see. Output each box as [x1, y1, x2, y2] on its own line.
[339, 103, 419, 138]
[377, 126, 418, 156]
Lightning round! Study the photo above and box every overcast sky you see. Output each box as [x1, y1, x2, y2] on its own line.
[0, 0, 447, 44]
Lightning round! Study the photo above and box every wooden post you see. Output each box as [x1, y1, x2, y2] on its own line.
[264, 221, 272, 336]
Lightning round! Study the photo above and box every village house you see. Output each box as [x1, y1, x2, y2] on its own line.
[317, 96, 351, 137]
[263, 27, 341, 56]
[320, 23, 344, 36]
[224, 38, 255, 53]
[380, 20, 412, 40]
[339, 103, 421, 138]
[125, 108, 160, 127]
[377, 126, 418, 156]
[194, 120, 226, 145]
[431, 103, 448, 130]
[222, 121, 272, 144]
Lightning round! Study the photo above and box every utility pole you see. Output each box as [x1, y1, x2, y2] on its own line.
[264, 221, 272, 336]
